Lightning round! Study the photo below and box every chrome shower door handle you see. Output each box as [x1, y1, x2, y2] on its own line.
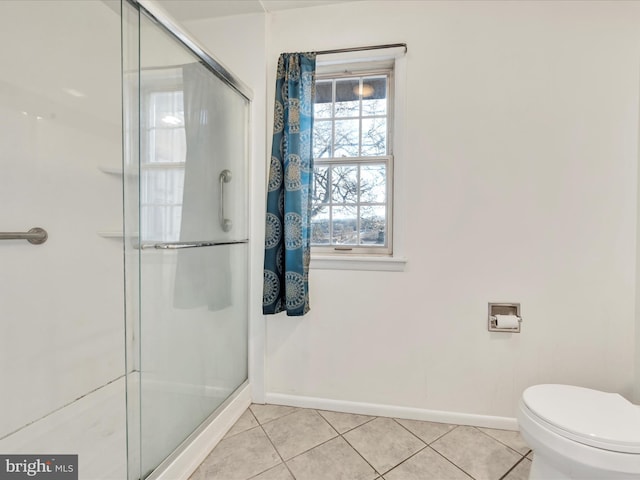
[219, 169, 232, 232]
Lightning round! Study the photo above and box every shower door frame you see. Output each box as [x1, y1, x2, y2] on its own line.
[122, 1, 254, 478]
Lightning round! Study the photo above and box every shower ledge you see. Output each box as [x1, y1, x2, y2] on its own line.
[97, 231, 123, 238]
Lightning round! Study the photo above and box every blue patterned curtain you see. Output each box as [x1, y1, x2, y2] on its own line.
[263, 53, 316, 316]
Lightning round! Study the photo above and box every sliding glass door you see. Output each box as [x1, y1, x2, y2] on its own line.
[123, 3, 250, 478]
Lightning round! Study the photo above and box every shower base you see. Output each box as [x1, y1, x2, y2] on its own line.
[0, 377, 127, 480]
[0, 376, 251, 479]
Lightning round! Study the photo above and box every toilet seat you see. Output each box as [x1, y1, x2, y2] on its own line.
[522, 384, 640, 454]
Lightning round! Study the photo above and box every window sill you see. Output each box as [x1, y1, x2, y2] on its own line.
[310, 255, 407, 272]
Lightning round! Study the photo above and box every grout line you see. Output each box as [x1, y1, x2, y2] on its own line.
[253, 420, 297, 480]
[475, 426, 531, 458]
[391, 417, 459, 446]
[378, 444, 429, 476]
[249, 404, 300, 427]
[367, 418, 432, 476]
[246, 406, 260, 425]
[498, 454, 530, 480]
[391, 417, 429, 445]
[428, 445, 476, 479]
[348, 415, 378, 430]
[323, 412, 383, 475]
[284, 433, 339, 463]
[275, 410, 341, 463]
[316, 410, 379, 435]
[337, 415, 431, 477]
[221, 409, 259, 440]
[339, 427, 386, 476]
[432, 424, 460, 444]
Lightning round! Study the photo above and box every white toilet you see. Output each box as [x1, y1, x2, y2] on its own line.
[517, 384, 640, 479]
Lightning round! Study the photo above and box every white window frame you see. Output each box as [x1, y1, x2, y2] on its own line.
[312, 68, 394, 256]
[310, 53, 407, 271]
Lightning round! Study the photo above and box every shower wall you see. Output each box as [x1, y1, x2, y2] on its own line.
[0, 0, 124, 438]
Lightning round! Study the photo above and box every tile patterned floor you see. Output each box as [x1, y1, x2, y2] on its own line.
[189, 404, 532, 480]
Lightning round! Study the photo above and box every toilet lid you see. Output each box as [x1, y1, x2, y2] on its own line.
[522, 384, 640, 453]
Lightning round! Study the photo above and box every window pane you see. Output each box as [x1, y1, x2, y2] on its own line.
[311, 206, 330, 244]
[361, 117, 386, 156]
[331, 165, 358, 204]
[313, 165, 330, 206]
[334, 119, 359, 157]
[361, 77, 387, 116]
[359, 206, 386, 245]
[332, 206, 357, 245]
[150, 91, 184, 128]
[141, 168, 185, 204]
[313, 120, 332, 158]
[314, 102, 333, 119]
[314, 81, 333, 119]
[360, 164, 386, 203]
[148, 128, 186, 163]
[310, 70, 392, 252]
[335, 79, 359, 118]
[315, 81, 333, 103]
[141, 205, 182, 242]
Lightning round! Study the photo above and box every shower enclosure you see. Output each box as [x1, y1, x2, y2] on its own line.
[0, 1, 251, 478]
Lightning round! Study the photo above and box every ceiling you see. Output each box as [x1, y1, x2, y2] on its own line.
[154, 0, 363, 21]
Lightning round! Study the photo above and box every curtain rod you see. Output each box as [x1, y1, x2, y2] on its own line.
[315, 43, 407, 56]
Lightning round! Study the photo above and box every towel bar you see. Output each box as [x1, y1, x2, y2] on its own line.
[0, 227, 48, 245]
[140, 239, 248, 250]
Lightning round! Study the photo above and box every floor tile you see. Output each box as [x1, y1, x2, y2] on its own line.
[384, 447, 472, 480]
[250, 404, 298, 425]
[395, 418, 457, 444]
[252, 463, 295, 480]
[224, 409, 259, 438]
[343, 417, 426, 474]
[198, 426, 280, 480]
[431, 426, 522, 480]
[318, 410, 373, 434]
[193, 405, 537, 480]
[262, 409, 338, 460]
[478, 427, 531, 455]
[287, 436, 378, 480]
[503, 458, 532, 480]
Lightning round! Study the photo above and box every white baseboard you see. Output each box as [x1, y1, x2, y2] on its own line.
[150, 382, 252, 480]
[265, 392, 518, 431]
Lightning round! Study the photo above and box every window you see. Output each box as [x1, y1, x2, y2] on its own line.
[140, 77, 186, 242]
[311, 66, 393, 256]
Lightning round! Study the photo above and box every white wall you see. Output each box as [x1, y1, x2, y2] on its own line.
[187, 0, 640, 421]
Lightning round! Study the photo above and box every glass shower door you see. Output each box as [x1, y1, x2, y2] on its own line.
[123, 5, 250, 478]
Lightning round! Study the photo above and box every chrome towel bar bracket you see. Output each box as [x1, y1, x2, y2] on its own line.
[0, 227, 48, 245]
